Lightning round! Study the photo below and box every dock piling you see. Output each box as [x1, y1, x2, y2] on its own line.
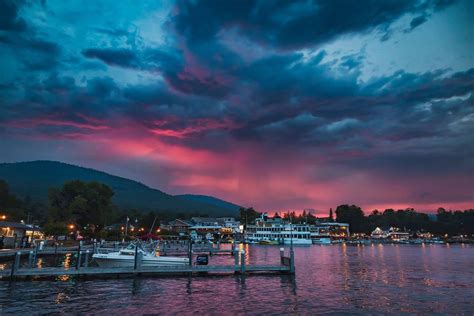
[290, 248, 295, 274]
[28, 251, 34, 268]
[134, 243, 138, 270]
[11, 252, 21, 278]
[33, 244, 39, 266]
[77, 251, 82, 270]
[234, 248, 239, 273]
[137, 252, 143, 270]
[240, 250, 246, 274]
[280, 248, 284, 264]
[84, 250, 90, 268]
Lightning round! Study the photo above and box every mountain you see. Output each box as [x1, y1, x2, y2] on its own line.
[176, 194, 242, 213]
[0, 161, 238, 216]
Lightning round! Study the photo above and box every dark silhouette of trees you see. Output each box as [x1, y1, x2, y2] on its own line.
[335, 205, 367, 232]
[239, 207, 260, 226]
[48, 180, 115, 235]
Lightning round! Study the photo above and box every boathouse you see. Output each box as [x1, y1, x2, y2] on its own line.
[0, 222, 43, 248]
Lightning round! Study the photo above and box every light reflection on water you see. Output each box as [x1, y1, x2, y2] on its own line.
[0, 244, 472, 314]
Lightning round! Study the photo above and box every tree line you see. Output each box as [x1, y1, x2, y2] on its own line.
[241, 205, 473, 236]
[1, 179, 473, 237]
[0, 179, 211, 238]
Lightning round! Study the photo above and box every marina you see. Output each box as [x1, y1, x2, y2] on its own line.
[0, 241, 295, 281]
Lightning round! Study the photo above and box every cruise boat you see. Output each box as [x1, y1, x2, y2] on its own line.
[310, 226, 331, 244]
[245, 218, 312, 245]
[93, 242, 189, 268]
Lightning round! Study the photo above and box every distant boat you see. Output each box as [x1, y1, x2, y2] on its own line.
[93, 242, 189, 268]
[258, 239, 279, 245]
[311, 237, 331, 245]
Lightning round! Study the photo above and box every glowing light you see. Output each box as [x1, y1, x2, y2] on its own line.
[68, 224, 75, 230]
[0, 215, 6, 220]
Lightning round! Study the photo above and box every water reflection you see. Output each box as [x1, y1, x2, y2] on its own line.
[0, 245, 472, 315]
[63, 253, 71, 269]
[132, 278, 142, 295]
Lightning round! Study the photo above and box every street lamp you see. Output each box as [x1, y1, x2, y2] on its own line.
[0, 215, 6, 220]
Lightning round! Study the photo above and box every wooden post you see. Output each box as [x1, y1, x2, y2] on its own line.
[234, 248, 239, 273]
[290, 248, 295, 274]
[11, 252, 21, 278]
[76, 244, 82, 270]
[33, 243, 39, 266]
[137, 252, 143, 269]
[28, 251, 34, 268]
[134, 243, 139, 270]
[84, 250, 90, 268]
[280, 247, 285, 264]
[54, 244, 58, 266]
[188, 239, 192, 266]
[240, 250, 246, 274]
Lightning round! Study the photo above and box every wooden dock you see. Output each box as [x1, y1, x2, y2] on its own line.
[0, 246, 93, 259]
[0, 247, 295, 280]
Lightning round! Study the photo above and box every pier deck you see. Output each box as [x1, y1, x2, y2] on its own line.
[0, 247, 295, 280]
[0, 264, 290, 280]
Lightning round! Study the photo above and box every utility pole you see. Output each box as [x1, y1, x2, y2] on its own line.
[125, 217, 129, 237]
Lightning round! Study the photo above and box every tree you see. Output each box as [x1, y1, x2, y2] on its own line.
[47, 180, 115, 235]
[335, 204, 366, 233]
[239, 207, 260, 225]
[329, 208, 334, 221]
[0, 179, 25, 221]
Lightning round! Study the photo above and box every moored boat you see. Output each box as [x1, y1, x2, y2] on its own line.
[93, 242, 189, 267]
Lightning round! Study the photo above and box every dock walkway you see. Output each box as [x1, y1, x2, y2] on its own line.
[0, 247, 295, 280]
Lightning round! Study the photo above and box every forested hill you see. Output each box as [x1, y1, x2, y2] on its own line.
[0, 161, 239, 216]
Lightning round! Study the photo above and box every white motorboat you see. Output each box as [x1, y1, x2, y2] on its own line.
[311, 237, 331, 245]
[283, 238, 313, 245]
[93, 242, 189, 268]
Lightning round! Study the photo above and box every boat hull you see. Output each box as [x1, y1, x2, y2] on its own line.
[283, 238, 312, 245]
[312, 237, 331, 245]
[93, 254, 189, 268]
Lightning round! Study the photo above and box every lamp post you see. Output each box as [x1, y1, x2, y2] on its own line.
[68, 224, 75, 240]
[125, 217, 129, 237]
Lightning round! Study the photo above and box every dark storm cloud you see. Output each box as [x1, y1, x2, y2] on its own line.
[171, 0, 457, 49]
[0, 0, 62, 72]
[0, 0, 27, 32]
[409, 15, 428, 30]
[0, 0, 472, 210]
[82, 48, 138, 68]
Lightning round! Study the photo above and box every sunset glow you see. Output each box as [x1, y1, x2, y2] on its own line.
[0, 0, 473, 213]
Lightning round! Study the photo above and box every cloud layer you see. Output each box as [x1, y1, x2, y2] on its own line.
[0, 0, 473, 212]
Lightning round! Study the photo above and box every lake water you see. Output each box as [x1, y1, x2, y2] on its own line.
[0, 244, 473, 314]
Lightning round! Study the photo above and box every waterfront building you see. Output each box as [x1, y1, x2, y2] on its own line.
[161, 219, 193, 234]
[0, 221, 43, 248]
[309, 222, 350, 244]
[371, 227, 410, 241]
[162, 217, 239, 240]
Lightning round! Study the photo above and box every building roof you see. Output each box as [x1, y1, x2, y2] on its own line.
[0, 221, 35, 230]
[190, 217, 225, 225]
[168, 219, 193, 226]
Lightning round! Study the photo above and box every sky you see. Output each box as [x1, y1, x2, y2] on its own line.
[0, 0, 473, 214]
